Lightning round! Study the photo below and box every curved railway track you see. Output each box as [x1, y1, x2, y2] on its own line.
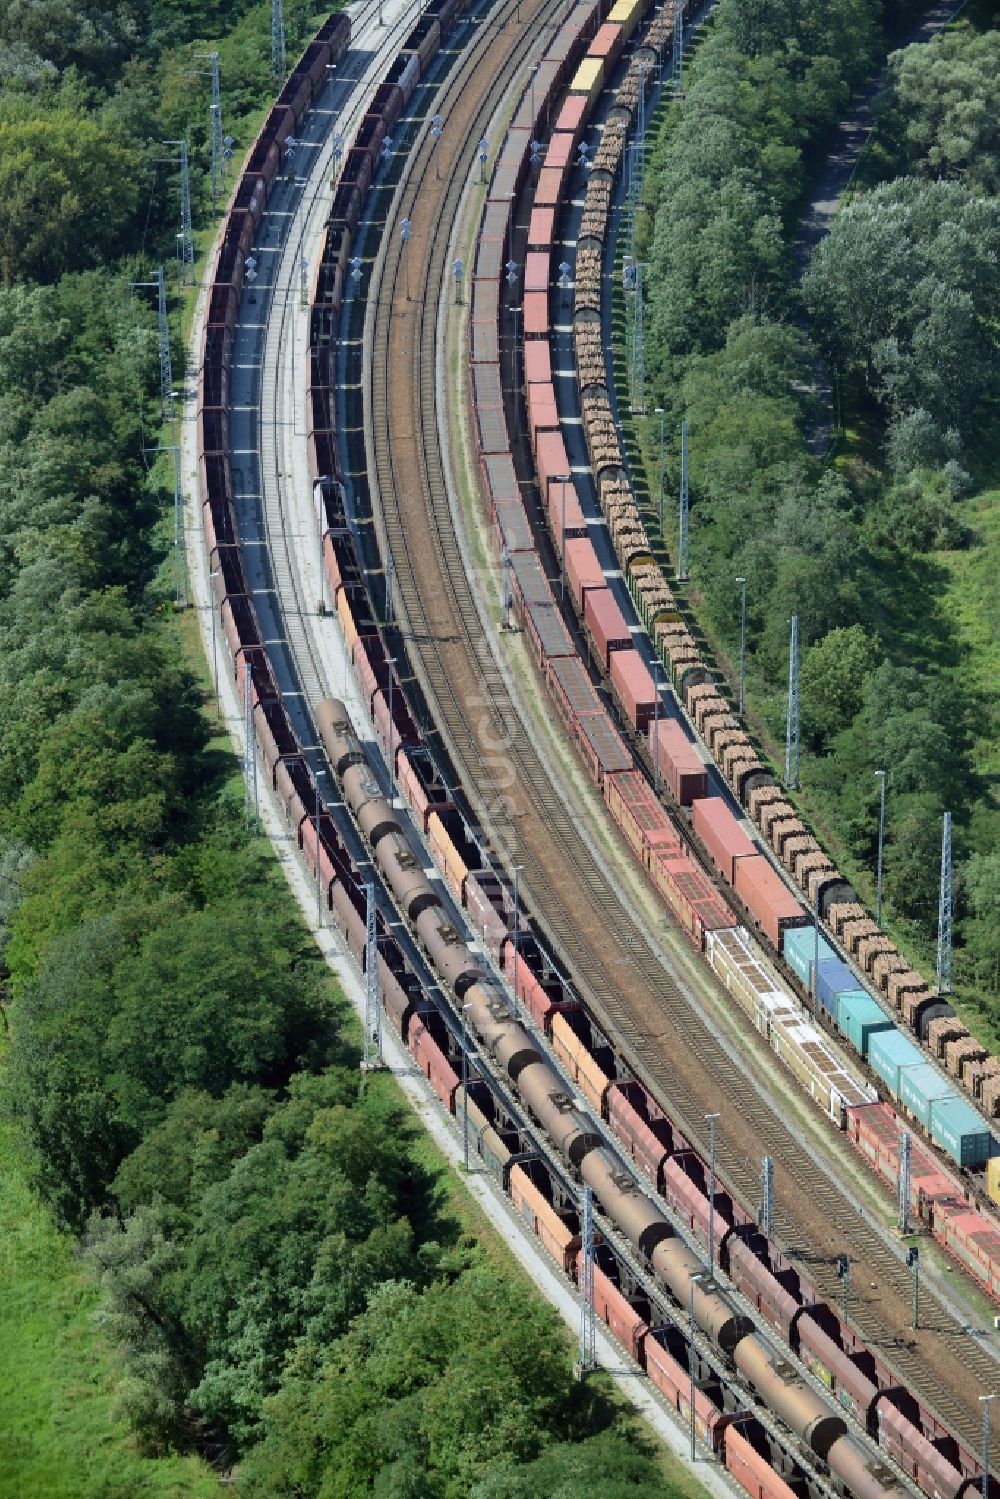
[360, 4, 997, 1449]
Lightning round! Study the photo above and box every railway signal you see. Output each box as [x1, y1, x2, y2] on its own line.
[348, 255, 362, 299]
[453, 257, 463, 302]
[478, 136, 488, 183]
[836, 1254, 850, 1316]
[431, 114, 443, 179]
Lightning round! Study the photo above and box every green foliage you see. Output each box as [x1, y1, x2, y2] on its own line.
[802, 178, 1000, 430]
[801, 624, 882, 750]
[0, 1117, 222, 1497]
[0, 105, 144, 283]
[7, 898, 335, 1228]
[880, 28, 1000, 193]
[238, 1268, 614, 1498]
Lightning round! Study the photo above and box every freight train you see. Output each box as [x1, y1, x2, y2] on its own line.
[464, 0, 1000, 1308]
[563, 0, 1000, 1125]
[197, 8, 995, 1499]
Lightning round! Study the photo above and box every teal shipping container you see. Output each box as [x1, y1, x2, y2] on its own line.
[836, 990, 894, 1057]
[898, 1062, 956, 1129]
[930, 1095, 993, 1168]
[869, 1028, 923, 1097]
[782, 924, 836, 989]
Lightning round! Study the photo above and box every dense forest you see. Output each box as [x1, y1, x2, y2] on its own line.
[0, 0, 680, 1492]
[639, 0, 1000, 1020]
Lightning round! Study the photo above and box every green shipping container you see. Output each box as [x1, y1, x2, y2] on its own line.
[868, 1028, 922, 1097]
[898, 1062, 956, 1129]
[782, 924, 836, 989]
[930, 1096, 993, 1168]
[835, 990, 894, 1057]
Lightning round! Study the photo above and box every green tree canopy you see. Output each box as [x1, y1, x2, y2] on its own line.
[0, 106, 143, 283]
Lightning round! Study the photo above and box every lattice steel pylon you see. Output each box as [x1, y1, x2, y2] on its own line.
[156, 265, 174, 419]
[785, 614, 800, 790]
[196, 51, 224, 207]
[937, 811, 953, 994]
[271, 0, 286, 82]
[898, 1131, 911, 1235]
[164, 139, 195, 280]
[363, 882, 384, 1070]
[758, 1156, 774, 1238]
[578, 1185, 597, 1376]
[677, 419, 689, 580]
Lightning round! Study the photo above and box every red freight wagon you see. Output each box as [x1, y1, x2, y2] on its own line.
[471, 317, 499, 363]
[693, 796, 757, 884]
[726, 1237, 799, 1339]
[585, 585, 631, 666]
[528, 381, 560, 445]
[565, 535, 605, 611]
[734, 855, 808, 948]
[610, 647, 656, 732]
[554, 92, 587, 144]
[577, 711, 632, 784]
[523, 290, 549, 336]
[524, 339, 553, 384]
[590, 1261, 647, 1358]
[938, 1211, 1000, 1298]
[535, 428, 572, 500]
[650, 849, 738, 946]
[548, 654, 603, 732]
[534, 165, 566, 208]
[588, 20, 625, 65]
[604, 769, 681, 868]
[606, 1079, 673, 1188]
[493, 498, 533, 556]
[547, 482, 587, 554]
[523, 597, 575, 668]
[511, 1161, 579, 1272]
[525, 250, 550, 292]
[649, 719, 707, 806]
[641, 1326, 722, 1449]
[482, 449, 520, 507]
[543, 131, 574, 170]
[527, 206, 556, 250]
[725, 1422, 801, 1499]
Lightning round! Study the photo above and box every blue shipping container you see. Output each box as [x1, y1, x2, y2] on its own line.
[836, 990, 893, 1056]
[898, 1062, 956, 1129]
[815, 958, 859, 1018]
[782, 924, 836, 990]
[869, 1028, 923, 1097]
[930, 1095, 993, 1168]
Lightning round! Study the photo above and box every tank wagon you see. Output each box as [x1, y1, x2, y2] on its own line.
[197, 11, 996, 1499]
[467, 0, 1000, 1303]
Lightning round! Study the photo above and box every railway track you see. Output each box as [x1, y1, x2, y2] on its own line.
[360, 1, 998, 1449]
